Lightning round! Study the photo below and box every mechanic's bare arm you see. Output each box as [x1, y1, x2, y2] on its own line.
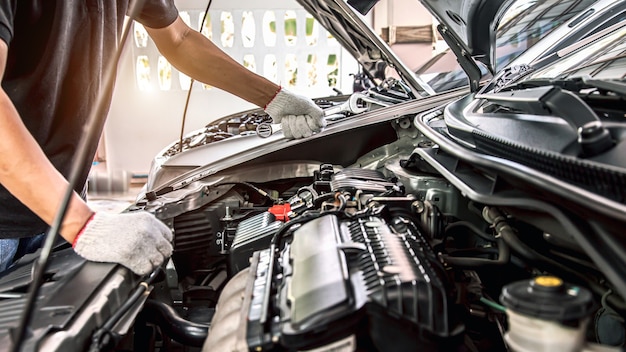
[145, 16, 280, 107]
[0, 40, 94, 244]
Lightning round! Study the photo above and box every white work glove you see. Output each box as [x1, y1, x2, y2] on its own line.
[73, 212, 173, 276]
[264, 88, 325, 139]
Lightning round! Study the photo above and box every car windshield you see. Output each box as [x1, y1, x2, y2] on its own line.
[422, 0, 597, 92]
[495, 0, 597, 70]
[523, 24, 626, 81]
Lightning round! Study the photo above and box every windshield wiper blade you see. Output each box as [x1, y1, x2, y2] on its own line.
[509, 76, 589, 91]
[583, 76, 626, 96]
[507, 75, 626, 97]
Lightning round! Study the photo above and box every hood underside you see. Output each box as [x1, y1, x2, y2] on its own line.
[418, 0, 512, 74]
[295, 0, 435, 96]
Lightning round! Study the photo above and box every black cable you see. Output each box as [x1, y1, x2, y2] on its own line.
[10, 3, 144, 351]
[296, 186, 319, 200]
[178, 0, 213, 152]
[227, 208, 268, 222]
[88, 269, 162, 352]
[269, 206, 385, 247]
[216, 181, 275, 202]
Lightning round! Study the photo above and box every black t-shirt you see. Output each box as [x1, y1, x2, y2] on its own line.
[0, 0, 178, 238]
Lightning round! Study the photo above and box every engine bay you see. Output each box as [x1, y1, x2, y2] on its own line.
[0, 79, 623, 350]
[1, 126, 624, 351]
[0, 0, 623, 350]
[133, 144, 624, 351]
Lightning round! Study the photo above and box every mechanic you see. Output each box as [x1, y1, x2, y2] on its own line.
[0, 1, 324, 275]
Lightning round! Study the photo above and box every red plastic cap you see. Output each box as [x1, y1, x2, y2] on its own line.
[268, 203, 291, 222]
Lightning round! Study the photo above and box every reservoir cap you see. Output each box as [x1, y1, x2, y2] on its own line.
[500, 276, 594, 322]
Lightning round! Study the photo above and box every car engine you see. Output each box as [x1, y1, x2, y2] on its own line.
[204, 167, 463, 351]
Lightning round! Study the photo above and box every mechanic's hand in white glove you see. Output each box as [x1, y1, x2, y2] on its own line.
[72, 212, 173, 276]
[264, 88, 325, 139]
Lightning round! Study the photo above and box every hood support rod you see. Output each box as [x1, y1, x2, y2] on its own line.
[438, 24, 482, 93]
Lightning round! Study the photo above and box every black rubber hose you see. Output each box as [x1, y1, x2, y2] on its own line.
[483, 206, 595, 282]
[440, 213, 511, 267]
[441, 236, 510, 267]
[483, 207, 541, 261]
[483, 207, 626, 313]
[142, 299, 209, 347]
[445, 221, 496, 242]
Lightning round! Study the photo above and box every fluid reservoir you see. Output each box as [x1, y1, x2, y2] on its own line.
[500, 276, 594, 352]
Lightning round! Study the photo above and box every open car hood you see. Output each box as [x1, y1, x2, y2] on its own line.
[296, 0, 435, 96]
[418, 0, 512, 89]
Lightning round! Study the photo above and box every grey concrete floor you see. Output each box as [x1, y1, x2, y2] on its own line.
[86, 161, 145, 213]
[87, 187, 142, 213]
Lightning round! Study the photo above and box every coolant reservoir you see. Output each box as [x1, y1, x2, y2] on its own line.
[500, 276, 594, 352]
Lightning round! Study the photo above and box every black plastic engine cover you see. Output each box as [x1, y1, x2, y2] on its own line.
[0, 246, 140, 351]
[246, 213, 463, 351]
